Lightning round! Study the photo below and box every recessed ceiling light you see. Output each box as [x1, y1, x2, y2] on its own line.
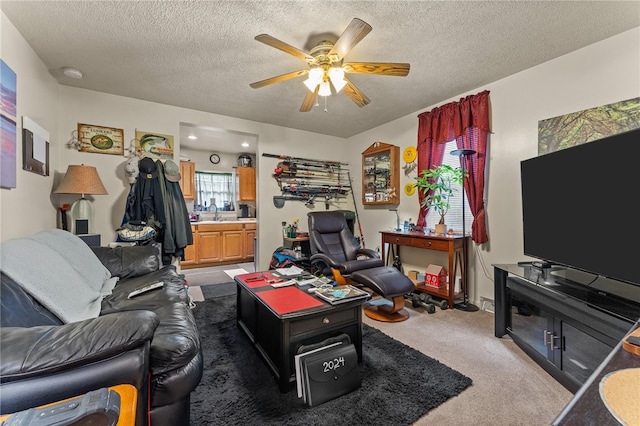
[241, 142, 249, 147]
[62, 67, 83, 79]
[188, 135, 197, 140]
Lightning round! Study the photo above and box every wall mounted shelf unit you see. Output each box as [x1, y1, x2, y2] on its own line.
[362, 142, 399, 205]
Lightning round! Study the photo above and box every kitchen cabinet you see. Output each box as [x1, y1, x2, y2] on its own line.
[244, 223, 256, 258]
[222, 227, 244, 261]
[180, 161, 195, 200]
[197, 226, 223, 263]
[182, 231, 197, 267]
[182, 222, 257, 269]
[362, 142, 399, 205]
[236, 166, 256, 201]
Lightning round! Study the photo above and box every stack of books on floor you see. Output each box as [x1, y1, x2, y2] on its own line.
[313, 285, 370, 305]
[294, 334, 361, 407]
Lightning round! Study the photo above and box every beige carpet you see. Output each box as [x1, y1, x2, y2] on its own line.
[183, 266, 574, 425]
[365, 297, 573, 425]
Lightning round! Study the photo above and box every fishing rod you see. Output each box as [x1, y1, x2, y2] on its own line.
[262, 153, 349, 166]
[275, 170, 348, 179]
[282, 186, 349, 195]
[347, 171, 365, 248]
[278, 176, 348, 184]
[273, 193, 345, 208]
[278, 160, 343, 170]
[276, 164, 349, 175]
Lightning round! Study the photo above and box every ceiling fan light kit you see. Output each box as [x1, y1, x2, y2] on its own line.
[303, 64, 347, 96]
[250, 18, 410, 112]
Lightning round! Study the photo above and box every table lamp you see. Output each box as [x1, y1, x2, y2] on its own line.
[54, 164, 108, 234]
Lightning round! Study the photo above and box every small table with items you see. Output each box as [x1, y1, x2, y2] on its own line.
[234, 271, 366, 393]
[380, 230, 468, 310]
[282, 236, 312, 270]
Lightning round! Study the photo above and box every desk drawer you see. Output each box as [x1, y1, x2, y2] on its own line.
[290, 307, 357, 335]
[388, 235, 449, 251]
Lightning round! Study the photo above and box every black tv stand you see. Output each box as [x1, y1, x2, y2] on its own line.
[493, 264, 640, 393]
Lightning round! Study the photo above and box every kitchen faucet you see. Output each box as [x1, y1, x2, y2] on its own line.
[212, 202, 220, 221]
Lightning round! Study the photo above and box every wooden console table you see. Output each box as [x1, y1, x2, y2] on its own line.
[380, 230, 468, 309]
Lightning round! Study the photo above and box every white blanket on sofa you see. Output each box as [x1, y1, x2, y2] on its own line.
[0, 229, 118, 323]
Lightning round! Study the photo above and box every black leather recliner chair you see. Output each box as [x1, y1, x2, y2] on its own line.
[308, 211, 415, 322]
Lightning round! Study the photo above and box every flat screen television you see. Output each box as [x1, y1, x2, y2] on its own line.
[520, 127, 640, 287]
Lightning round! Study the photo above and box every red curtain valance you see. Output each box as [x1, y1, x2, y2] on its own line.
[416, 90, 490, 243]
[417, 90, 491, 145]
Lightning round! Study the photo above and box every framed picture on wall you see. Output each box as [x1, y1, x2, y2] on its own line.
[1, 59, 17, 188]
[78, 123, 124, 155]
[22, 116, 49, 176]
[135, 130, 174, 159]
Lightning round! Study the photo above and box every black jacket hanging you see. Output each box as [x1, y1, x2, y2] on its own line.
[127, 157, 165, 229]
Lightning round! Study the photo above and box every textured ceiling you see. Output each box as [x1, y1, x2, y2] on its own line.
[2, 1, 639, 146]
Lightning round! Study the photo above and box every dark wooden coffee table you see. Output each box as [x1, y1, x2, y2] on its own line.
[235, 271, 364, 393]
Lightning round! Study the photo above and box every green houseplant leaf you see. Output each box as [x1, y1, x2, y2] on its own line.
[414, 164, 465, 224]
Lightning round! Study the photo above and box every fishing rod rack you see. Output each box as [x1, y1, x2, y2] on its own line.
[262, 153, 352, 208]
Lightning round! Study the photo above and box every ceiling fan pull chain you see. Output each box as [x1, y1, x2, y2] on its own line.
[324, 96, 328, 113]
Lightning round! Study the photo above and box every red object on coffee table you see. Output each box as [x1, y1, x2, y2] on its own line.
[257, 287, 323, 315]
[239, 272, 281, 288]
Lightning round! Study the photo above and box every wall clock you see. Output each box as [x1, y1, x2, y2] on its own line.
[209, 153, 220, 164]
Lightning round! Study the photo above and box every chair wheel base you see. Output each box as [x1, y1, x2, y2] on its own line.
[364, 304, 410, 322]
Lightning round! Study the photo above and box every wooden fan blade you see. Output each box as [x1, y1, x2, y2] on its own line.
[328, 18, 372, 60]
[343, 62, 410, 77]
[250, 69, 309, 89]
[255, 34, 314, 62]
[342, 77, 370, 107]
[300, 85, 319, 112]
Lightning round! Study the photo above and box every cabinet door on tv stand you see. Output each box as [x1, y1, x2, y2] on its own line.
[560, 321, 612, 385]
[509, 295, 555, 361]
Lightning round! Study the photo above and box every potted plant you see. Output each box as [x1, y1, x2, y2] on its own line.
[414, 164, 465, 234]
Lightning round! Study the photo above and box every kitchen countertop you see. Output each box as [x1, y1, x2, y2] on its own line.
[192, 219, 257, 225]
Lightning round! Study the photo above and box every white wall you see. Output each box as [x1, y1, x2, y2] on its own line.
[0, 13, 60, 242]
[347, 27, 640, 306]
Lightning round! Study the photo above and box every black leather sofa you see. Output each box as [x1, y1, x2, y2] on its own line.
[0, 231, 202, 426]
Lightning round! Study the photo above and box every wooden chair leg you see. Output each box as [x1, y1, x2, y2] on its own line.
[364, 296, 409, 322]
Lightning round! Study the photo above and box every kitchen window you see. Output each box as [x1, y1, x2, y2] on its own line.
[194, 171, 235, 211]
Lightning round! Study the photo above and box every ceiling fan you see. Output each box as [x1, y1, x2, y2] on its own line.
[249, 18, 410, 112]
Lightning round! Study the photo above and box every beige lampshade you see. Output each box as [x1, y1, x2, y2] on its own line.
[54, 164, 108, 195]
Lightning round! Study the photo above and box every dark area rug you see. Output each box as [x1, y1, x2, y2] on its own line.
[190, 282, 472, 425]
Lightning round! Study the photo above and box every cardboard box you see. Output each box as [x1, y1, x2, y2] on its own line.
[424, 264, 447, 288]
